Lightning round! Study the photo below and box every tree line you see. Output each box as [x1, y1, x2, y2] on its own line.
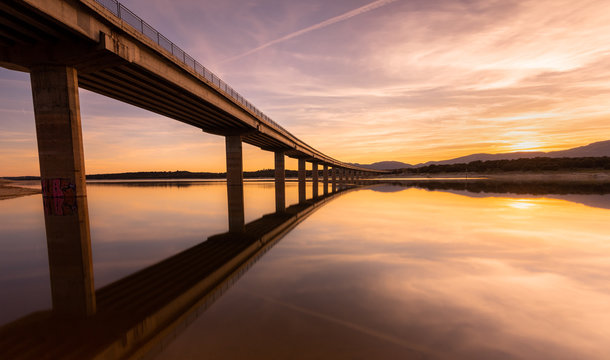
[395, 156, 610, 174]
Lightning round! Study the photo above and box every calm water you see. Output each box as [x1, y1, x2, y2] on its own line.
[1, 181, 609, 359]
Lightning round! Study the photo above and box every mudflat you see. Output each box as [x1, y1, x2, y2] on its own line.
[0, 180, 40, 200]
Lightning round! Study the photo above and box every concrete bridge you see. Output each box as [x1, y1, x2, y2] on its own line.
[1, 0, 385, 320]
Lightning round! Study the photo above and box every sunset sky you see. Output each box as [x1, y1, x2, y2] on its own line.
[2, 0, 610, 175]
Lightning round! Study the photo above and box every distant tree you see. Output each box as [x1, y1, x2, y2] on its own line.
[400, 157, 610, 174]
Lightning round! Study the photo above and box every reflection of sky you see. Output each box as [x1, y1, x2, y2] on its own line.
[0, 195, 49, 325]
[1, 182, 609, 357]
[0, 181, 299, 324]
[157, 185, 610, 359]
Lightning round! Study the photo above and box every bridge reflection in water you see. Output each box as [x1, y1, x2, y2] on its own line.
[0, 1, 381, 357]
[0, 184, 366, 360]
[1, 0, 382, 319]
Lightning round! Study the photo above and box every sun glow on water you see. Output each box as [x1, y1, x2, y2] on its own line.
[508, 199, 538, 209]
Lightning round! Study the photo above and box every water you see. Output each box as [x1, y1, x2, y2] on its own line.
[1, 180, 609, 359]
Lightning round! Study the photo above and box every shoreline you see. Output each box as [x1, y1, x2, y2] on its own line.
[0, 179, 40, 200]
[2, 171, 609, 200]
[383, 171, 610, 182]
[0, 185, 41, 200]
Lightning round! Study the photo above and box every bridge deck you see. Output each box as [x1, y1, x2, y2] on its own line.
[0, 0, 383, 172]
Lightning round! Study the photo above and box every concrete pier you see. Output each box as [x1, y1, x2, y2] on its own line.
[298, 158, 306, 203]
[274, 151, 285, 212]
[312, 162, 319, 198]
[332, 167, 337, 192]
[30, 65, 95, 317]
[226, 135, 245, 232]
[323, 164, 329, 195]
[335, 167, 342, 190]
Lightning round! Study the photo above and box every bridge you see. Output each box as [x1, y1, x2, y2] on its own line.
[0, 0, 385, 323]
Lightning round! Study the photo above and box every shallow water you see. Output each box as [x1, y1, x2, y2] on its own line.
[1, 181, 609, 359]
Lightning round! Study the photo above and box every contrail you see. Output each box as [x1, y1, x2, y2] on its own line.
[218, 0, 399, 64]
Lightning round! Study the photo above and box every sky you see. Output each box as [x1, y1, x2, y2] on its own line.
[2, 0, 610, 175]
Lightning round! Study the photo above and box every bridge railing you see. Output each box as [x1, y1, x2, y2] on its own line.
[93, 0, 288, 134]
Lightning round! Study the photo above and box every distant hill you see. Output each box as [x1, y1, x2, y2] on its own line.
[549, 140, 610, 157]
[349, 161, 412, 170]
[422, 140, 610, 166]
[352, 140, 610, 170]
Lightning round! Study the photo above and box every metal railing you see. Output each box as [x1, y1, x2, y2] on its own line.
[93, 0, 287, 134]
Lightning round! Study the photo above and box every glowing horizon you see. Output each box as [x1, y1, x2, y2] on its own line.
[2, 0, 610, 176]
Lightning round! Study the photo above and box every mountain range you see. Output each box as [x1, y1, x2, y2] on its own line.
[351, 140, 610, 170]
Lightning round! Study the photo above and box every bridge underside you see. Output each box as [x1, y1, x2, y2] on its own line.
[0, 0, 295, 152]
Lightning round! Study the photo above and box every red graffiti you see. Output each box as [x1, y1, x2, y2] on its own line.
[41, 178, 77, 216]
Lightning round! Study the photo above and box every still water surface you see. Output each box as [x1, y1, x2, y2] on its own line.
[1, 181, 609, 359]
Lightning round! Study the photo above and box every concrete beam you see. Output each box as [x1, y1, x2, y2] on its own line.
[274, 151, 285, 213]
[225, 135, 244, 232]
[30, 65, 95, 317]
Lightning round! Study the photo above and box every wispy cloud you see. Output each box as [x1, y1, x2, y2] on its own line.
[218, 0, 399, 65]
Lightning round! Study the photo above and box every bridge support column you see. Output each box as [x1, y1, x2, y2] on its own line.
[336, 168, 341, 189]
[30, 65, 95, 317]
[274, 151, 285, 212]
[323, 164, 329, 195]
[298, 158, 306, 203]
[332, 167, 337, 192]
[226, 135, 245, 232]
[312, 161, 318, 198]
[336, 168, 342, 189]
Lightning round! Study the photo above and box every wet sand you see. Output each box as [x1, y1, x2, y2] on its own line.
[0, 180, 40, 200]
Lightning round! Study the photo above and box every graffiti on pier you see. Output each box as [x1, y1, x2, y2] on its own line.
[41, 178, 77, 216]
